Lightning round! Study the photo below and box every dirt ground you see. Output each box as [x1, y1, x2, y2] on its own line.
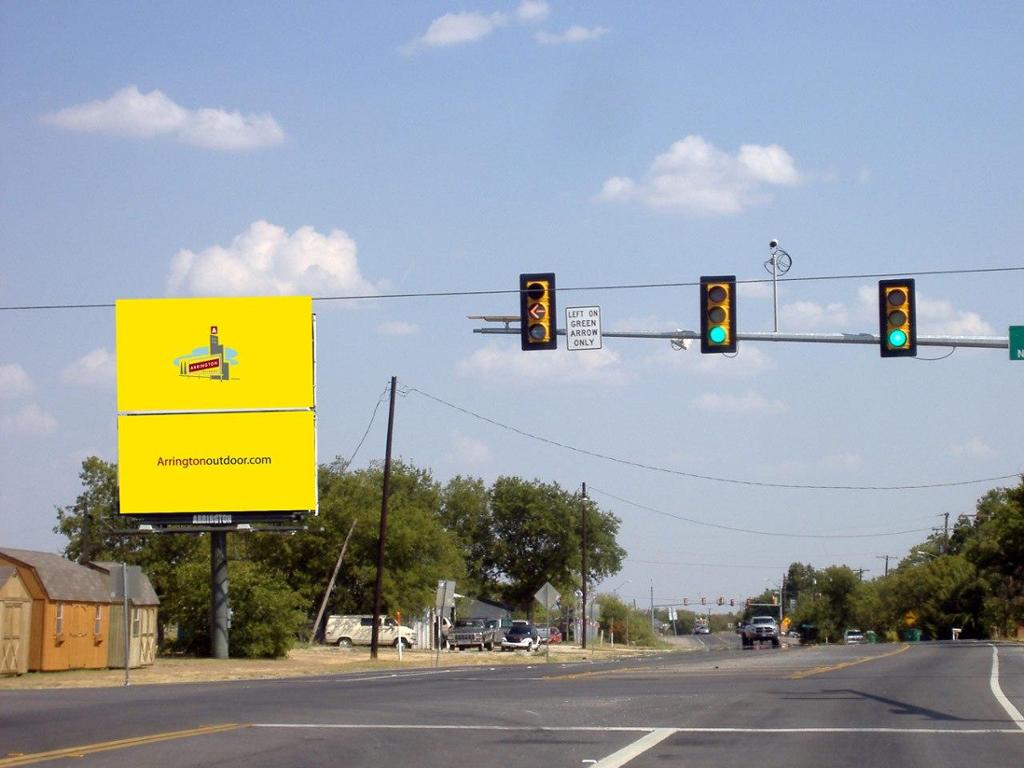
[0, 642, 666, 690]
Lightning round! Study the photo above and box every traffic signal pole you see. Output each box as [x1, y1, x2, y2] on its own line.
[472, 326, 1010, 350]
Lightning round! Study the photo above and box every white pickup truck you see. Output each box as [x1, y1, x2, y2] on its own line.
[325, 614, 416, 648]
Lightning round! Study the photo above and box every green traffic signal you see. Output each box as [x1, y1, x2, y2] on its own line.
[888, 328, 907, 348]
[708, 326, 727, 344]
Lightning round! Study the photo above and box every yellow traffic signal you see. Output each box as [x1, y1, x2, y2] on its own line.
[700, 275, 736, 353]
[520, 273, 556, 351]
[878, 279, 917, 357]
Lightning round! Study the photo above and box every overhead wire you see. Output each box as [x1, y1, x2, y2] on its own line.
[401, 385, 1020, 491]
[1, 264, 1022, 312]
[590, 486, 934, 539]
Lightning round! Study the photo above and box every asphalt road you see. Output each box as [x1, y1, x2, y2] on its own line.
[2, 638, 1022, 767]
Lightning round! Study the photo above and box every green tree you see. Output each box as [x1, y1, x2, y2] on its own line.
[488, 477, 625, 614]
[245, 459, 466, 624]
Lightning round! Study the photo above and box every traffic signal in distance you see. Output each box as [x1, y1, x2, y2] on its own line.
[717, 597, 724, 606]
[520, 273, 557, 351]
[878, 278, 917, 358]
[700, 275, 737, 354]
[701, 596, 706, 605]
[729, 599, 735, 607]
[683, 597, 688, 606]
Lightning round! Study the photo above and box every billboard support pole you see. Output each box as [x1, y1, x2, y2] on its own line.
[370, 376, 398, 660]
[210, 530, 229, 659]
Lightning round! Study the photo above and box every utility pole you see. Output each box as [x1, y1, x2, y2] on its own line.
[943, 512, 950, 553]
[370, 376, 397, 660]
[650, 580, 655, 633]
[854, 568, 867, 581]
[877, 555, 892, 577]
[581, 482, 588, 650]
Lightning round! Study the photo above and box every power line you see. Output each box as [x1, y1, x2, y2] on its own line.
[1, 265, 1022, 312]
[342, 384, 391, 468]
[402, 385, 1020, 491]
[591, 487, 934, 539]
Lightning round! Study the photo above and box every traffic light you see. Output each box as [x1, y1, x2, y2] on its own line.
[700, 275, 737, 354]
[729, 599, 735, 607]
[520, 273, 557, 351]
[717, 597, 724, 606]
[700, 596, 706, 606]
[683, 597, 688, 606]
[878, 278, 917, 358]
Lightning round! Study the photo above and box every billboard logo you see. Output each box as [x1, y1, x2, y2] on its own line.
[174, 325, 239, 381]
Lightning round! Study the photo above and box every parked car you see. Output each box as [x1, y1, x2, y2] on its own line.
[325, 615, 416, 648]
[451, 617, 499, 651]
[537, 626, 562, 644]
[501, 623, 540, 651]
[694, 625, 711, 635]
[843, 628, 866, 645]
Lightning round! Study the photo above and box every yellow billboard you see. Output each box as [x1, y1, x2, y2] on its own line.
[116, 296, 313, 412]
[118, 411, 317, 514]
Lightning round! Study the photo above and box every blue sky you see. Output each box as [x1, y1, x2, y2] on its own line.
[2, 2, 1022, 610]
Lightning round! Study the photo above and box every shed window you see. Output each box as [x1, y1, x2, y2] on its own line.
[55, 603, 63, 635]
[94, 605, 102, 635]
[132, 608, 141, 637]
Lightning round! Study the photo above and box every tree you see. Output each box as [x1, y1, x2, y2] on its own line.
[54, 456, 139, 563]
[245, 459, 467, 623]
[963, 479, 1024, 636]
[487, 477, 625, 614]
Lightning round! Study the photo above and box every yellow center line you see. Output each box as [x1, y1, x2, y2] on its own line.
[789, 644, 911, 680]
[0, 723, 244, 767]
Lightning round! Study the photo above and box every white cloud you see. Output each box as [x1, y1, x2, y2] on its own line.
[406, 11, 508, 52]
[643, 343, 775, 378]
[946, 438, 996, 459]
[167, 220, 379, 298]
[536, 25, 609, 44]
[378, 321, 419, 336]
[41, 86, 284, 152]
[917, 296, 994, 336]
[1, 404, 57, 437]
[780, 300, 852, 332]
[516, 1, 550, 23]
[0, 363, 32, 399]
[60, 348, 115, 388]
[451, 433, 493, 467]
[691, 391, 787, 415]
[598, 135, 801, 216]
[457, 343, 630, 386]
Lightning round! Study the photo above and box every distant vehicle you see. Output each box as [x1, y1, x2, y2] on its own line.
[843, 628, 866, 645]
[741, 616, 780, 649]
[451, 617, 499, 651]
[694, 625, 711, 635]
[787, 630, 801, 639]
[537, 626, 562, 644]
[325, 615, 416, 648]
[501, 623, 539, 651]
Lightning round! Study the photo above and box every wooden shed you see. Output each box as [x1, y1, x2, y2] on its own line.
[87, 562, 160, 668]
[0, 548, 111, 672]
[1, 567, 33, 675]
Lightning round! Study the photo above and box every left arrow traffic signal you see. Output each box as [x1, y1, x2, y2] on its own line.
[520, 273, 557, 351]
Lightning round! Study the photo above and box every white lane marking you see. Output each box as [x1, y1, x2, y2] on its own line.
[251, 723, 1024, 735]
[989, 644, 1024, 731]
[592, 729, 676, 768]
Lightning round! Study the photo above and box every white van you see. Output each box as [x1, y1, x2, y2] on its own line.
[324, 614, 416, 648]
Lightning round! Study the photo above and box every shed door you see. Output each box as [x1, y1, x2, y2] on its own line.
[1, 601, 22, 674]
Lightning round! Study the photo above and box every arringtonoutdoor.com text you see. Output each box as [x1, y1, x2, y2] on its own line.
[156, 455, 272, 469]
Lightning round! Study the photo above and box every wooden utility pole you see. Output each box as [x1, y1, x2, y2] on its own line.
[370, 376, 397, 659]
[581, 482, 588, 650]
[311, 518, 357, 644]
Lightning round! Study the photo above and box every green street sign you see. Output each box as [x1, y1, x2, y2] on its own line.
[1011, 326, 1024, 361]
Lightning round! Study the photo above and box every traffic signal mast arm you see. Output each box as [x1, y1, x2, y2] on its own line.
[471, 324, 1010, 349]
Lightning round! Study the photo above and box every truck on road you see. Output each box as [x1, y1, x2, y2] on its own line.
[741, 615, 780, 649]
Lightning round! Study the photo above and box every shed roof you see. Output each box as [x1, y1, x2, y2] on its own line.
[87, 562, 160, 606]
[0, 548, 111, 603]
